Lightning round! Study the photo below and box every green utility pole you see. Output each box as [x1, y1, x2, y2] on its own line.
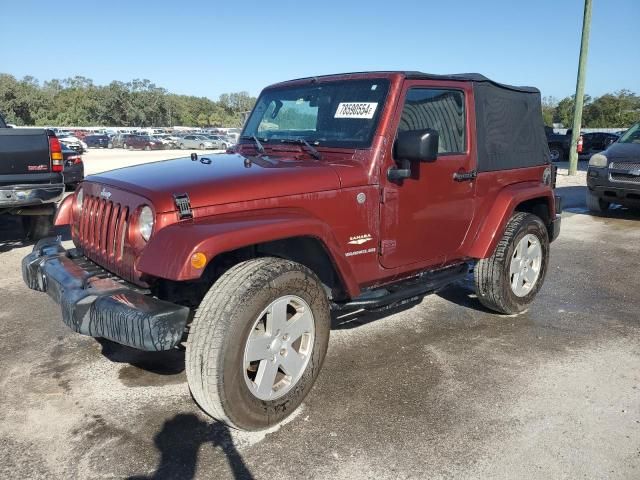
[568, 0, 593, 175]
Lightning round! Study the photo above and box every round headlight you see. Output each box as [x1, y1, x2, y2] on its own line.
[589, 153, 608, 168]
[76, 187, 84, 210]
[138, 205, 154, 242]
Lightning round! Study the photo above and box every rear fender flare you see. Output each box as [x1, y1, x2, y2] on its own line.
[137, 209, 359, 297]
[465, 182, 554, 259]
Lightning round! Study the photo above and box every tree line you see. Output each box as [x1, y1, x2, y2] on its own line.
[1, 73, 638, 129]
[542, 90, 639, 128]
[0, 74, 256, 128]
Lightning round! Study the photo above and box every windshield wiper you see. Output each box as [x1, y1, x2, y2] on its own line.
[279, 138, 322, 160]
[240, 135, 266, 155]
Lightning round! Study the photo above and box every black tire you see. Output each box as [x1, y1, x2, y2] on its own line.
[107, 142, 113, 149]
[123, 143, 128, 149]
[199, 143, 205, 150]
[548, 144, 564, 162]
[586, 190, 610, 213]
[144, 145, 151, 151]
[474, 212, 549, 315]
[186, 257, 330, 430]
[22, 214, 54, 240]
[180, 143, 185, 150]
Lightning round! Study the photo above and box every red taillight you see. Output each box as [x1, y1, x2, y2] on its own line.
[68, 155, 83, 165]
[49, 136, 64, 172]
[577, 135, 584, 154]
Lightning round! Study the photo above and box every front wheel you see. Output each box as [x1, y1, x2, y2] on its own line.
[186, 257, 330, 431]
[199, 143, 205, 150]
[144, 145, 151, 151]
[474, 212, 549, 315]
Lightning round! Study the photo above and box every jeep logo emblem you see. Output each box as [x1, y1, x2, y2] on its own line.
[100, 188, 112, 199]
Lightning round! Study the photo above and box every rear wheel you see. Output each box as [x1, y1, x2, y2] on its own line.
[474, 212, 549, 315]
[199, 143, 205, 150]
[586, 190, 610, 213]
[107, 142, 113, 149]
[548, 144, 564, 162]
[144, 145, 151, 151]
[186, 257, 330, 431]
[180, 143, 186, 150]
[123, 143, 128, 149]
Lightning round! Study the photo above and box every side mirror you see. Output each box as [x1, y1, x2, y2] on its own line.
[395, 129, 439, 163]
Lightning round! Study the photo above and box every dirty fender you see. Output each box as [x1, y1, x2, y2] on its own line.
[464, 182, 555, 259]
[137, 209, 360, 296]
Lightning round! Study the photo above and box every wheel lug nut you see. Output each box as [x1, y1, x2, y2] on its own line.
[282, 334, 289, 341]
[279, 348, 287, 356]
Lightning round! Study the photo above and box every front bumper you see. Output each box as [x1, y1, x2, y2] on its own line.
[0, 183, 64, 207]
[587, 166, 640, 207]
[22, 239, 190, 351]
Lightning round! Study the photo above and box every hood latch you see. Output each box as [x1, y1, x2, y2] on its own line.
[173, 193, 193, 220]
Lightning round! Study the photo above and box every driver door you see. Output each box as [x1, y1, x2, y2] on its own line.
[379, 82, 476, 269]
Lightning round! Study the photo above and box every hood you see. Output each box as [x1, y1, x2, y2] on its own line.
[605, 142, 640, 161]
[87, 153, 342, 213]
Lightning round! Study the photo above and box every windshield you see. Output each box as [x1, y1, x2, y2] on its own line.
[618, 123, 640, 144]
[242, 79, 390, 148]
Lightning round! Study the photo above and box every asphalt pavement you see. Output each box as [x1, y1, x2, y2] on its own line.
[0, 157, 638, 479]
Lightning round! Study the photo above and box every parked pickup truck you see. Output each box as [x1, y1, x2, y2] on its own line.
[1, 114, 65, 238]
[23, 72, 561, 431]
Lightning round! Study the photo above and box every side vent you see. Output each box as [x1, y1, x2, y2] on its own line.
[173, 193, 193, 220]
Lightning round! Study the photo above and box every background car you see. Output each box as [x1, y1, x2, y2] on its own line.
[178, 135, 214, 150]
[580, 132, 620, 159]
[125, 135, 164, 150]
[109, 133, 134, 148]
[84, 134, 110, 148]
[201, 134, 231, 149]
[62, 145, 84, 189]
[57, 133, 86, 153]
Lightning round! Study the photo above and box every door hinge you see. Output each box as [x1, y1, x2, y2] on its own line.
[380, 188, 399, 203]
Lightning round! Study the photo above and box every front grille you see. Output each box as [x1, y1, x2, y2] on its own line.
[76, 194, 134, 282]
[611, 173, 640, 184]
[610, 162, 640, 184]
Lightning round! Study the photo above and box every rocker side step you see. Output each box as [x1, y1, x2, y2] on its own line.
[333, 262, 469, 312]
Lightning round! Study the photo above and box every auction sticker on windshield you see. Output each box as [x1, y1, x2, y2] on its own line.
[334, 102, 378, 119]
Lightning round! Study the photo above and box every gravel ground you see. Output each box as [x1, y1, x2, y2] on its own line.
[0, 156, 639, 479]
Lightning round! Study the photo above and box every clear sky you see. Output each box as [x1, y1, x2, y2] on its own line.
[1, 0, 637, 100]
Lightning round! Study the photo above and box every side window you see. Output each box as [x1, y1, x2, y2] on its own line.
[398, 88, 466, 154]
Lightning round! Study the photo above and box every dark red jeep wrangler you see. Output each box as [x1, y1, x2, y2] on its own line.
[23, 72, 561, 430]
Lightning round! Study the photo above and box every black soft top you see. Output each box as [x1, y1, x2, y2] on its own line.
[269, 71, 550, 172]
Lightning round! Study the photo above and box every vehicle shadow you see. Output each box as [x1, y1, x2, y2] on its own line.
[127, 413, 254, 480]
[0, 214, 31, 253]
[0, 215, 71, 253]
[96, 338, 186, 375]
[555, 185, 640, 220]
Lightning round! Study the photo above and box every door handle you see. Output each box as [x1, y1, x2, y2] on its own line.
[453, 170, 477, 182]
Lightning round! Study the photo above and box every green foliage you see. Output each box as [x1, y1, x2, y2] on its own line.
[546, 91, 638, 128]
[0, 73, 256, 127]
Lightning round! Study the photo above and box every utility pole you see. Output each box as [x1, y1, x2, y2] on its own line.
[568, 0, 593, 175]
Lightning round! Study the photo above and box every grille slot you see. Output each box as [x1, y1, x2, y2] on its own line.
[609, 161, 640, 184]
[77, 195, 131, 281]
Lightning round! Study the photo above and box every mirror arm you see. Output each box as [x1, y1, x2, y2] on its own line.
[387, 159, 412, 181]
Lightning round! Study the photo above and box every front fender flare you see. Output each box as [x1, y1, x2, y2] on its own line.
[464, 182, 555, 259]
[54, 194, 74, 226]
[137, 209, 359, 297]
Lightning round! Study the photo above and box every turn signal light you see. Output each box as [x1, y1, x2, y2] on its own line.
[191, 252, 207, 269]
